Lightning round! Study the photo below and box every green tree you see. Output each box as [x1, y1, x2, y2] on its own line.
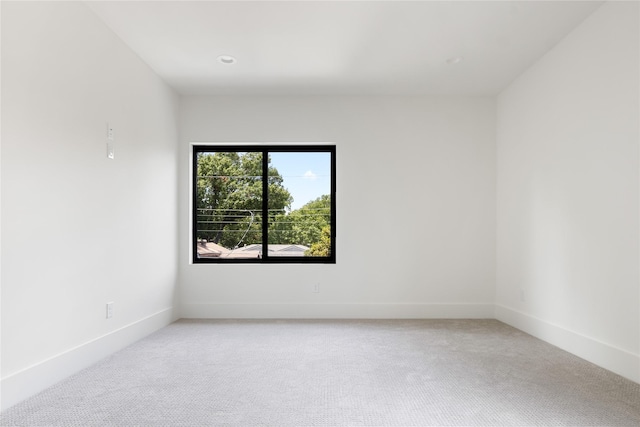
[196, 152, 292, 248]
[269, 195, 331, 248]
[306, 225, 332, 257]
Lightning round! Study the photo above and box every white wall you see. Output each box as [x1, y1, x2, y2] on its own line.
[1, 2, 179, 409]
[0, 0, 3, 409]
[179, 96, 496, 318]
[3, 0, 636, 412]
[496, 1, 640, 382]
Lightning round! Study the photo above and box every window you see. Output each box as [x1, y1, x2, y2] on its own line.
[192, 145, 336, 263]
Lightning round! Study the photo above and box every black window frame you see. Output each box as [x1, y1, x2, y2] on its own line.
[192, 144, 336, 264]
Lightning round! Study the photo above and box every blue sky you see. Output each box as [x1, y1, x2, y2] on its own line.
[270, 152, 331, 211]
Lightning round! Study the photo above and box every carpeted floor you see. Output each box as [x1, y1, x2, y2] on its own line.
[1, 319, 640, 426]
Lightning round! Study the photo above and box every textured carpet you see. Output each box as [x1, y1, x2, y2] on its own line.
[1, 319, 640, 426]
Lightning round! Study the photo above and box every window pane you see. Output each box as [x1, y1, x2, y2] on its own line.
[192, 145, 335, 264]
[195, 151, 263, 259]
[268, 152, 332, 258]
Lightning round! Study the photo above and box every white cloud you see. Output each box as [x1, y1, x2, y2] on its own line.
[303, 170, 317, 180]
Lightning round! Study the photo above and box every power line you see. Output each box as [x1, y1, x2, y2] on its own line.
[197, 174, 329, 179]
[196, 208, 330, 212]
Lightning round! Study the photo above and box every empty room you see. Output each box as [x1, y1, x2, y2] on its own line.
[1, 0, 639, 425]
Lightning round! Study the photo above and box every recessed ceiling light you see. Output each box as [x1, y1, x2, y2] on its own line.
[446, 56, 464, 65]
[217, 55, 236, 65]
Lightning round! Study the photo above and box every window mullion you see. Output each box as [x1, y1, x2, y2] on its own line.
[261, 149, 269, 261]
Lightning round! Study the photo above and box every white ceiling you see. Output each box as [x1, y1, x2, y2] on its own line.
[86, 0, 604, 96]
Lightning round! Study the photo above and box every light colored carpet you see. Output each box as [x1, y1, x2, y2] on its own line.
[1, 319, 639, 426]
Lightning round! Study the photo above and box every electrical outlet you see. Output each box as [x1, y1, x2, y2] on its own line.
[106, 123, 115, 159]
[313, 283, 320, 293]
[106, 302, 114, 319]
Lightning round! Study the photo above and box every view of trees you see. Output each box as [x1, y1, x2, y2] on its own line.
[196, 151, 331, 256]
[305, 225, 331, 257]
[268, 194, 331, 247]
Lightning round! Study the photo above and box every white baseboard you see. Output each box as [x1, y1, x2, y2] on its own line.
[180, 302, 495, 319]
[1, 307, 175, 411]
[5, 304, 636, 412]
[495, 304, 640, 384]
